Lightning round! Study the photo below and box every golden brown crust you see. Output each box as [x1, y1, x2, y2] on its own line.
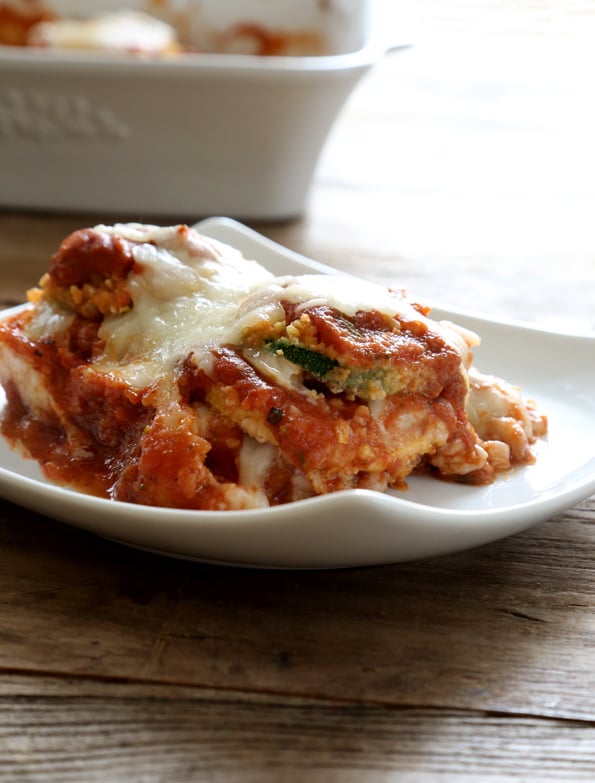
[31, 228, 137, 318]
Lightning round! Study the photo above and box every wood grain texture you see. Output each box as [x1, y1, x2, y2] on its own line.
[2, 675, 595, 782]
[1, 497, 595, 722]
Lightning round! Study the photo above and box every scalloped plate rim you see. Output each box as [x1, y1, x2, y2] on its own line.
[0, 216, 594, 568]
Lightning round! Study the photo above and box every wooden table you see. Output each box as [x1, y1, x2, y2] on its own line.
[1, 4, 595, 779]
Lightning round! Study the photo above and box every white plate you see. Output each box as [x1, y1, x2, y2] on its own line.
[1, 217, 594, 568]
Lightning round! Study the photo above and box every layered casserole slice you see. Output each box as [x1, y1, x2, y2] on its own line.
[0, 223, 547, 510]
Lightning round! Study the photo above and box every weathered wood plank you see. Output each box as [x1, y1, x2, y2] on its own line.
[1, 675, 595, 782]
[1, 497, 594, 721]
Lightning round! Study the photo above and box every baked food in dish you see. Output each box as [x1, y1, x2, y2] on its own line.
[0, 1, 53, 46]
[0, 223, 547, 510]
[0, 4, 326, 56]
[24, 10, 181, 55]
[0, 5, 179, 52]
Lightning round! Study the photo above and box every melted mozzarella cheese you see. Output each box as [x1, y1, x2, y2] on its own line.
[94, 225, 275, 389]
[237, 438, 277, 506]
[33, 223, 477, 395]
[278, 274, 413, 320]
[25, 300, 74, 341]
[27, 10, 179, 54]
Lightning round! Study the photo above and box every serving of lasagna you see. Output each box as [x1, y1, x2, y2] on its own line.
[0, 223, 547, 511]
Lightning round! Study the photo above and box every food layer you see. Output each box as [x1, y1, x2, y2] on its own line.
[0, 223, 547, 509]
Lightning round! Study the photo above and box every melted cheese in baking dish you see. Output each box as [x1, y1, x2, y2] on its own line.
[27, 10, 179, 54]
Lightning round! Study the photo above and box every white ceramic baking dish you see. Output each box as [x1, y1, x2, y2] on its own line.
[0, 0, 391, 219]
